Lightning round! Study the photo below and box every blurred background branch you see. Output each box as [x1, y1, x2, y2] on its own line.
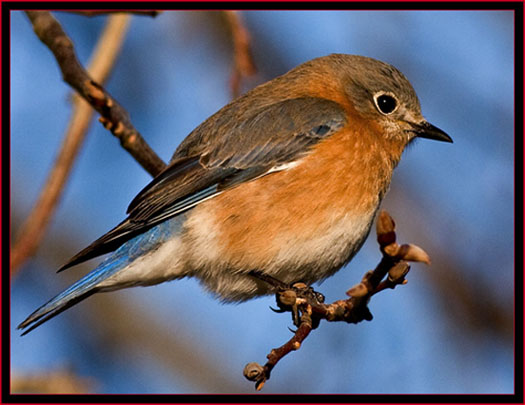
[11, 367, 95, 394]
[222, 11, 257, 98]
[69, 11, 161, 17]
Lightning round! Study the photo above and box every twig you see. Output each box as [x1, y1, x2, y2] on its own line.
[223, 11, 257, 98]
[10, 14, 132, 275]
[243, 210, 431, 390]
[24, 11, 166, 177]
[244, 316, 313, 391]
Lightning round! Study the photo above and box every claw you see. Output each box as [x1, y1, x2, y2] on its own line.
[270, 306, 285, 313]
[288, 326, 297, 333]
[291, 306, 301, 327]
[314, 291, 325, 303]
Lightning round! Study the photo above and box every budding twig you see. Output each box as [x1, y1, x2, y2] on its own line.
[244, 314, 313, 391]
[243, 210, 430, 390]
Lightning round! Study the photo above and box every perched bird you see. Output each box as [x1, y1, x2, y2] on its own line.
[18, 54, 452, 334]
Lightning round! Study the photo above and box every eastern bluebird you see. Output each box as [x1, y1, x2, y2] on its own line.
[18, 54, 452, 334]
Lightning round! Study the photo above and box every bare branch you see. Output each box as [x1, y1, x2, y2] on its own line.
[244, 210, 430, 390]
[24, 11, 166, 177]
[244, 314, 313, 391]
[223, 11, 257, 98]
[11, 14, 135, 275]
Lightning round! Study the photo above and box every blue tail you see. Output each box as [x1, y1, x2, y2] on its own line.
[18, 216, 183, 335]
[17, 251, 129, 335]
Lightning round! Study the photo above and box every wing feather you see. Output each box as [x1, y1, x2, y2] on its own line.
[59, 97, 346, 271]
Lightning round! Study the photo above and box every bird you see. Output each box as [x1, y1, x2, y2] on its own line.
[18, 53, 452, 335]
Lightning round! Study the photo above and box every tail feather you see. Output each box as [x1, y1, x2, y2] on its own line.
[17, 257, 126, 335]
[18, 290, 97, 336]
[18, 216, 185, 335]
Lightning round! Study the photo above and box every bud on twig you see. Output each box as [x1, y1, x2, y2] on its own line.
[377, 210, 396, 246]
[397, 244, 431, 264]
[346, 282, 368, 297]
[243, 362, 264, 381]
[388, 262, 410, 282]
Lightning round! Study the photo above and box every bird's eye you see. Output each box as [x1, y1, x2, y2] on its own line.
[374, 92, 398, 115]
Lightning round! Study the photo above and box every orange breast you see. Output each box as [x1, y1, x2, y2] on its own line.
[192, 119, 406, 275]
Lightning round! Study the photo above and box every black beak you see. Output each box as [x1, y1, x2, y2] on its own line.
[410, 121, 453, 143]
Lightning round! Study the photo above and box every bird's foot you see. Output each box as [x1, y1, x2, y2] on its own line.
[274, 282, 325, 328]
[249, 271, 324, 328]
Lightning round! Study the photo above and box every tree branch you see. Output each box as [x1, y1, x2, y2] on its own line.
[11, 14, 133, 275]
[243, 210, 431, 391]
[24, 11, 166, 177]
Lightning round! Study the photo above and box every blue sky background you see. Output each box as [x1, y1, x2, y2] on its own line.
[10, 10, 514, 394]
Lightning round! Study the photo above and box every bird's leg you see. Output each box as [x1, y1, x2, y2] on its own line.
[248, 271, 288, 290]
[249, 271, 325, 327]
